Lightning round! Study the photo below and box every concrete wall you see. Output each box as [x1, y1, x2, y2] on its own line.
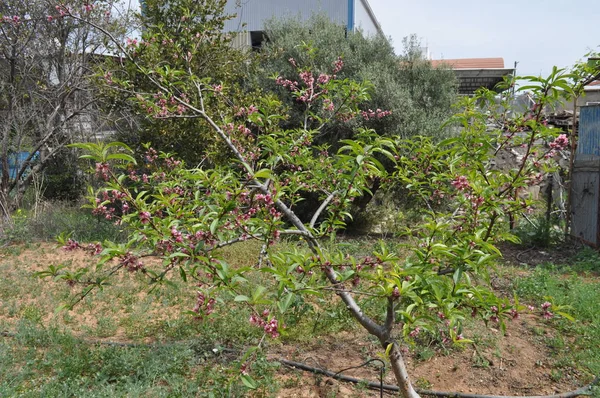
[559, 89, 600, 111]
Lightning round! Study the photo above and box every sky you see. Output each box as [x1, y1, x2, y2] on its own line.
[366, 0, 600, 77]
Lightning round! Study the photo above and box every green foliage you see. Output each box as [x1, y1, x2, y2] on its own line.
[101, 0, 256, 166]
[513, 216, 563, 248]
[0, 202, 126, 245]
[257, 16, 457, 142]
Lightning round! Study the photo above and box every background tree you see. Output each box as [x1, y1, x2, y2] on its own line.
[0, 0, 128, 220]
[105, 0, 258, 166]
[255, 15, 457, 144]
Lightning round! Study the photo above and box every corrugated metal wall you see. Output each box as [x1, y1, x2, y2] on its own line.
[571, 105, 600, 245]
[577, 105, 600, 157]
[223, 0, 348, 32]
[230, 32, 251, 50]
[571, 160, 600, 245]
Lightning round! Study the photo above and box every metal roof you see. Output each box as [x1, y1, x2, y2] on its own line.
[431, 58, 513, 95]
[430, 58, 505, 69]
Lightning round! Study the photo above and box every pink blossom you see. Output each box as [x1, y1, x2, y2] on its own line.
[323, 98, 335, 112]
[139, 211, 151, 224]
[409, 327, 421, 337]
[333, 56, 344, 73]
[263, 318, 279, 338]
[95, 162, 110, 180]
[451, 175, 470, 191]
[549, 134, 568, 150]
[62, 239, 80, 251]
[317, 73, 331, 85]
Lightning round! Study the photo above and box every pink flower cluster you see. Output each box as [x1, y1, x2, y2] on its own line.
[409, 327, 421, 338]
[192, 291, 216, 319]
[361, 109, 392, 120]
[322, 98, 335, 112]
[275, 76, 299, 91]
[549, 134, 568, 150]
[95, 162, 110, 181]
[62, 239, 80, 251]
[120, 252, 144, 272]
[1, 15, 21, 25]
[145, 147, 158, 163]
[139, 211, 152, 224]
[234, 105, 258, 118]
[249, 309, 279, 338]
[333, 56, 344, 74]
[451, 175, 470, 191]
[62, 240, 102, 255]
[489, 305, 499, 323]
[541, 301, 553, 320]
[93, 190, 127, 220]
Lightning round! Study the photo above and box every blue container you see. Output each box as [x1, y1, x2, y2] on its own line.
[0, 152, 38, 180]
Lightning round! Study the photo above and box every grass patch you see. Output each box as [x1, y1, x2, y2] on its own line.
[0, 320, 279, 397]
[514, 258, 600, 379]
[1, 201, 126, 245]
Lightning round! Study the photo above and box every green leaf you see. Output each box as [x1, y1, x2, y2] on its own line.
[234, 295, 250, 302]
[210, 218, 219, 235]
[556, 311, 575, 322]
[254, 169, 273, 179]
[241, 374, 258, 389]
[106, 153, 137, 164]
[277, 292, 294, 313]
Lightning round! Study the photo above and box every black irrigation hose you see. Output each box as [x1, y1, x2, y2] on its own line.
[278, 358, 599, 398]
[2, 330, 598, 398]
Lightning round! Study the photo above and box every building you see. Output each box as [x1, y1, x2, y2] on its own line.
[431, 58, 515, 95]
[223, 0, 384, 49]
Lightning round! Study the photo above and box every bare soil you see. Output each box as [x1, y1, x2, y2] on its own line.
[0, 242, 593, 397]
[273, 313, 582, 397]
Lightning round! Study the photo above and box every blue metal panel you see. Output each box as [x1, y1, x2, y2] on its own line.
[347, 0, 354, 32]
[578, 105, 600, 156]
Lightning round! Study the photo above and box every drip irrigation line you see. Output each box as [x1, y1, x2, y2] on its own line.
[2, 330, 598, 398]
[279, 358, 599, 398]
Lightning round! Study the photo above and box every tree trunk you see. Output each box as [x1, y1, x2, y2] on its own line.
[386, 342, 420, 398]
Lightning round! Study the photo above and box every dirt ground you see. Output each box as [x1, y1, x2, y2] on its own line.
[273, 312, 582, 397]
[0, 242, 593, 397]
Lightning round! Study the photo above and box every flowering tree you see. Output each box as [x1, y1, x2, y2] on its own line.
[0, 0, 128, 218]
[40, 3, 578, 397]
